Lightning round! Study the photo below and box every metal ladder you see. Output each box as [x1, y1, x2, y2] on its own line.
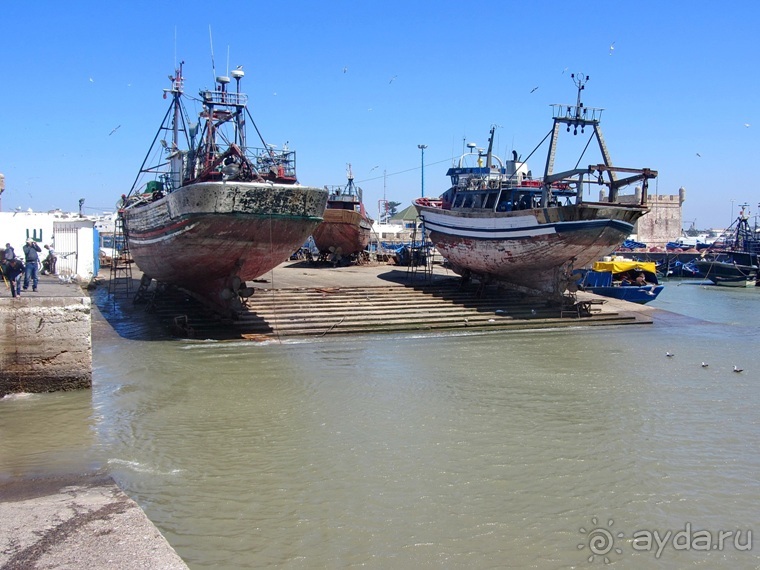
[107, 213, 133, 299]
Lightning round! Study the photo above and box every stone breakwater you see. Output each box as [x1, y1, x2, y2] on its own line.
[0, 282, 92, 398]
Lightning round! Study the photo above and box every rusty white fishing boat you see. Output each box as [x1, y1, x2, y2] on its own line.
[414, 74, 657, 299]
[120, 62, 328, 313]
[311, 164, 372, 264]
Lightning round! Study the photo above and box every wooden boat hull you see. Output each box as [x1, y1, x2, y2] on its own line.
[123, 181, 328, 306]
[312, 209, 372, 255]
[692, 259, 758, 287]
[415, 201, 647, 297]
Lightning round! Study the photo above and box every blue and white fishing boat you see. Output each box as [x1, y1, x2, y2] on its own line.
[414, 74, 657, 299]
[577, 259, 664, 304]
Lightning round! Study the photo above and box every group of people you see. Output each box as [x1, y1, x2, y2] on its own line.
[1, 239, 57, 297]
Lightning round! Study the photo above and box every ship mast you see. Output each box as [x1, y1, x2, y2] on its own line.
[169, 62, 184, 191]
[545, 75, 602, 188]
[231, 67, 246, 149]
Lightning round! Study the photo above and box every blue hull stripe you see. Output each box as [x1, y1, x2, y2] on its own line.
[423, 218, 633, 239]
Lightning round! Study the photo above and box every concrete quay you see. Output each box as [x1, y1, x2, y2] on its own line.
[0, 475, 188, 570]
[0, 275, 92, 398]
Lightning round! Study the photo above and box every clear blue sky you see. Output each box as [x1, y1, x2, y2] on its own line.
[1, 1, 758, 230]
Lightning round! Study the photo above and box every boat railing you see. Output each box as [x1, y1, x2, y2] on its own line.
[551, 104, 603, 123]
[202, 89, 248, 108]
[250, 147, 297, 178]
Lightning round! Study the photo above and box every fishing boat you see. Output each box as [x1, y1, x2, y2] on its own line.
[311, 164, 372, 264]
[119, 62, 328, 313]
[577, 259, 664, 304]
[414, 74, 657, 300]
[692, 209, 759, 287]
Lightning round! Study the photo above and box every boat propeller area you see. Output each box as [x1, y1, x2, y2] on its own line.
[219, 275, 256, 313]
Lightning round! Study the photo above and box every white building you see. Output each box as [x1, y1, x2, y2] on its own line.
[0, 210, 98, 280]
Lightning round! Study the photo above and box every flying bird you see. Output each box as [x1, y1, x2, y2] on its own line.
[609, 42, 615, 55]
[530, 86, 539, 93]
[733, 365, 743, 373]
[343, 66, 348, 73]
[109, 125, 121, 136]
[666, 352, 674, 357]
[701, 362, 709, 367]
[389, 75, 397, 84]
[696, 152, 701, 157]
[744, 123, 751, 128]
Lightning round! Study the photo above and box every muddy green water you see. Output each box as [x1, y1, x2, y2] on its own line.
[2, 282, 759, 568]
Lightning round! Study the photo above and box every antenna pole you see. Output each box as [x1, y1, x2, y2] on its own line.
[208, 26, 216, 83]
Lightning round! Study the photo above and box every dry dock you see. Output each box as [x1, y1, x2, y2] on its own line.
[108, 260, 654, 339]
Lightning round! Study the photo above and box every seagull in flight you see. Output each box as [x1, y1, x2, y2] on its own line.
[389, 75, 397, 84]
[109, 125, 121, 136]
[530, 86, 539, 93]
[343, 66, 348, 73]
[701, 362, 709, 367]
[696, 152, 701, 158]
[666, 352, 674, 357]
[733, 365, 743, 373]
[609, 42, 615, 55]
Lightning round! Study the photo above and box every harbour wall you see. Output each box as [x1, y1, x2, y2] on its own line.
[0, 296, 92, 397]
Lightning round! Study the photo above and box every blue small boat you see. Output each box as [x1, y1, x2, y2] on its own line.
[578, 259, 664, 304]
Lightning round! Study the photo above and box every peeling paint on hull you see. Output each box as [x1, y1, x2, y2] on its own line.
[417, 202, 647, 295]
[123, 181, 328, 301]
[312, 209, 372, 255]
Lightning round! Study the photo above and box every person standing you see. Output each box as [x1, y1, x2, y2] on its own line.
[22, 238, 42, 292]
[43, 244, 57, 275]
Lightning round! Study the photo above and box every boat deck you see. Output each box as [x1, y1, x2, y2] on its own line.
[97, 261, 652, 340]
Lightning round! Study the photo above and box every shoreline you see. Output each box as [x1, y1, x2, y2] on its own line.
[0, 473, 188, 569]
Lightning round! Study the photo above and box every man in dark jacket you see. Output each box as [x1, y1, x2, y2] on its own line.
[1, 258, 24, 297]
[22, 238, 42, 292]
[3, 243, 15, 261]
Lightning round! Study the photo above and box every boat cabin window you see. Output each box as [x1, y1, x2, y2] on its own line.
[496, 191, 513, 212]
[516, 193, 537, 210]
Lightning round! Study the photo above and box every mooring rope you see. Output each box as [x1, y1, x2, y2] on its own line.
[267, 211, 282, 343]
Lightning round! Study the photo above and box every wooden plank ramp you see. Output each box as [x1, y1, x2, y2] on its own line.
[143, 278, 648, 340]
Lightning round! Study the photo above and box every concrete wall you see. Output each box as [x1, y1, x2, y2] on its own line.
[0, 297, 92, 397]
[611, 187, 685, 247]
[635, 193, 684, 247]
